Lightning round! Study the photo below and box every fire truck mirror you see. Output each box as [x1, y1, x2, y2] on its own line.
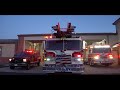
[44, 50, 46, 52]
[61, 50, 64, 52]
[81, 50, 84, 52]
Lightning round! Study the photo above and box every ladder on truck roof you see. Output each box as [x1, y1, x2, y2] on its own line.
[52, 23, 76, 38]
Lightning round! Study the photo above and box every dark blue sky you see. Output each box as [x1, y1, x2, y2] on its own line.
[0, 15, 120, 39]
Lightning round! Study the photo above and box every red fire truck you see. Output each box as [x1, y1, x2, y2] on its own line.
[85, 40, 115, 66]
[9, 50, 41, 70]
[42, 23, 85, 73]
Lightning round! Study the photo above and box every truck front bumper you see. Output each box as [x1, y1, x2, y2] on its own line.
[42, 64, 84, 73]
[93, 59, 115, 64]
[9, 63, 27, 67]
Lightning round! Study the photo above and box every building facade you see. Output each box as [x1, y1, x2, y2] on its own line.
[0, 39, 18, 64]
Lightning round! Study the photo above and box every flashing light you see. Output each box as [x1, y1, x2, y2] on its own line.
[72, 52, 82, 58]
[23, 59, 27, 62]
[46, 58, 50, 61]
[108, 54, 113, 59]
[94, 55, 100, 59]
[77, 58, 81, 61]
[9, 58, 12, 61]
[46, 52, 56, 57]
[44, 36, 52, 39]
[44, 36, 48, 39]
[44, 58, 47, 61]
[90, 46, 93, 48]
[49, 36, 52, 38]
[113, 44, 118, 48]
[26, 50, 33, 53]
[77, 55, 82, 58]
[94, 45, 110, 48]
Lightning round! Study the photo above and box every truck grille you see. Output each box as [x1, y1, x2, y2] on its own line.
[11, 58, 23, 63]
[101, 55, 107, 59]
[56, 55, 71, 64]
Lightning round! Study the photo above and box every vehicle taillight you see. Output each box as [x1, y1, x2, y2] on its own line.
[108, 54, 113, 59]
[46, 52, 56, 57]
[72, 52, 82, 58]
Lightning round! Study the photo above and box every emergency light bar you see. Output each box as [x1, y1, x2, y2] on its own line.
[94, 45, 110, 48]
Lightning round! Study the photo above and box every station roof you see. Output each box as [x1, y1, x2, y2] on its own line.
[18, 32, 117, 37]
[113, 18, 120, 25]
[0, 39, 18, 44]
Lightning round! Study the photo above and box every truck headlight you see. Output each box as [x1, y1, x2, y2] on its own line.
[23, 59, 27, 62]
[46, 58, 50, 61]
[77, 58, 81, 61]
[9, 59, 12, 61]
[94, 56, 100, 59]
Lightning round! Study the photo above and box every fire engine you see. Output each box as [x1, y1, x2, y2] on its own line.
[85, 39, 115, 66]
[42, 23, 85, 73]
[9, 50, 41, 70]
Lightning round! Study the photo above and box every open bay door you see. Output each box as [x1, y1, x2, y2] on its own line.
[24, 40, 45, 62]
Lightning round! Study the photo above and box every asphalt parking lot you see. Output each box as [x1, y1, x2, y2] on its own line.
[0, 64, 120, 75]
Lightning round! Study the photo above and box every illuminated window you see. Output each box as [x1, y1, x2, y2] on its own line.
[0, 46, 2, 57]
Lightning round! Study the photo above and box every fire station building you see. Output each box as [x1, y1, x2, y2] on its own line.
[0, 18, 120, 64]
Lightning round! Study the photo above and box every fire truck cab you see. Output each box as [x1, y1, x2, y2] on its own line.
[86, 40, 115, 66]
[42, 23, 85, 73]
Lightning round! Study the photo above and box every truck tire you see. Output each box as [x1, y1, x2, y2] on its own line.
[10, 66, 15, 69]
[90, 60, 94, 66]
[37, 61, 40, 66]
[104, 64, 110, 67]
[26, 63, 30, 70]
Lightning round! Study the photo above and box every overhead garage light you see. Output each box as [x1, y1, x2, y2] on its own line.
[94, 45, 110, 48]
[113, 44, 119, 48]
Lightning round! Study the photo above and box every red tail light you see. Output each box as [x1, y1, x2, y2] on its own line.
[107, 54, 113, 59]
[46, 52, 56, 57]
[72, 52, 82, 58]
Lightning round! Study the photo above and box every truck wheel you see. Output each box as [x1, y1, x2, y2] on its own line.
[36, 60, 40, 66]
[26, 64, 30, 70]
[90, 60, 94, 66]
[84, 61, 87, 65]
[104, 64, 110, 67]
[37, 62, 40, 66]
[10, 66, 15, 69]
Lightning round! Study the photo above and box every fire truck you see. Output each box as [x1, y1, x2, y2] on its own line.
[9, 50, 41, 70]
[42, 23, 85, 73]
[85, 39, 115, 66]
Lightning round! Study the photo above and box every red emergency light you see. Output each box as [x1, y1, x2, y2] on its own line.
[46, 52, 56, 57]
[44, 36, 48, 39]
[107, 54, 113, 59]
[44, 36, 52, 39]
[49, 36, 52, 38]
[26, 50, 33, 53]
[72, 52, 82, 58]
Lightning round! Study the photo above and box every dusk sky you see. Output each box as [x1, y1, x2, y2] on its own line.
[0, 15, 120, 39]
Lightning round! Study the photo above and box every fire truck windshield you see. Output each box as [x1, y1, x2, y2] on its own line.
[45, 40, 81, 50]
[92, 48, 111, 53]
